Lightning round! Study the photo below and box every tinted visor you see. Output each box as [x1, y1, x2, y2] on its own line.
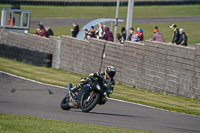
[108, 71, 115, 78]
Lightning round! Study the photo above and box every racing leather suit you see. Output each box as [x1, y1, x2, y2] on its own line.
[72, 72, 115, 95]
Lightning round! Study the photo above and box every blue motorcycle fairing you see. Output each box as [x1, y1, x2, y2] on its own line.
[67, 83, 73, 95]
[68, 75, 106, 106]
[74, 85, 90, 107]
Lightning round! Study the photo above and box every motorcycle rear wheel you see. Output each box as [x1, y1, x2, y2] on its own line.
[80, 92, 101, 112]
[60, 96, 71, 110]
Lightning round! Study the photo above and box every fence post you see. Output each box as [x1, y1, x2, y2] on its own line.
[54, 38, 61, 69]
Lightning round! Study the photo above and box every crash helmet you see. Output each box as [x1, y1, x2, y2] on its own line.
[105, 66, 116, 78]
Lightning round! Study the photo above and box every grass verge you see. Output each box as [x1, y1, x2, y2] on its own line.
[30, 22, 200, 46]
[0, 113, 154, 133]
[0, 4, 200, 18]
[0, 57, 200, 116]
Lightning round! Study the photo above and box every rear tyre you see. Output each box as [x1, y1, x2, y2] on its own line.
[60, 96, 71, 110]
[80, 92, 100, 113]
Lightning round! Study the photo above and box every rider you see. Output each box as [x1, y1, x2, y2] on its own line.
[69, 66, 116, 107]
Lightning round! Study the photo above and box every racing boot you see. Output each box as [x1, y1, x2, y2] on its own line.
[98, 97, 107, 106]
[69, 100, 78, 108]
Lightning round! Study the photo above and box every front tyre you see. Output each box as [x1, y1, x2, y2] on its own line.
[60, 96, 71, 110]
[80, 92, 101, 112]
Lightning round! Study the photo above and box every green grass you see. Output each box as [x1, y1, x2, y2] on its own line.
[0, 113, 154, 133]
[0, 4, 200, 18]
[0, 57, 200, 116]
[30, 22, 200, 46]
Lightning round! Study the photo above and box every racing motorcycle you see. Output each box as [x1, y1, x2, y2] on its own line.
[60, 75, 110, 112]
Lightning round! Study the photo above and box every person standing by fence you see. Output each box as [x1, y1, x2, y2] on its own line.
[169, 24, 180, 44]
[119, 27, 126, 44]
[45, 27, 54, 38]
[127, 27, 134, 41]
[137, 27, 144, 42]
[102, 27, 114, 42]
[150, 26, 165, 42]
[71, 23, 79, 38]
[95, 22, 103, 39]
[176, 28, 187, 46]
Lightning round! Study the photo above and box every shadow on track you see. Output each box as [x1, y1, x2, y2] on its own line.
[89, 112, 151, 118]
[71, 110, 151, 119]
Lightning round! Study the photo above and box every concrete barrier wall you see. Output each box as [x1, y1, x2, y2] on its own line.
[122, 40, 199, 98]
[60, 36, 105, 75]
[166, 43, 196, 97]
[195, 44, 200, 97]
[101, 42, 124, 81]
[5, 32, 58, 54]
[0, 32, 58, 66]
[0, 32, 8, 45]
[122, 41, 146, 88]
[0, 32, 199, 99]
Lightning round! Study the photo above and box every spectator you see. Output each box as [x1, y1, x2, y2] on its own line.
[35, 28, 40, 35]
[83, 26, 96, 41]
[95, 22, 103, 39]
[102, 27, 114, 42]
[8, 14, 15, 26]
[90, 26, 96, 38]
[102, 25, 107, 37]
[176, 28, 187, 46]
[39, 23, 45, 30]
[117, 33, 122, 42]
[119, 27, 126, 44]
[150, 26, 165, 42]
[84, 29, 91, 40]
[71, 23, 79, 37]
[131, 32, 141, 43]
[127, 27, 134, 41]
[45, 27, 54, 38]
[169, 24, 180, 44]
[37, 24, 46, 37]
[137, 27, 144, 41]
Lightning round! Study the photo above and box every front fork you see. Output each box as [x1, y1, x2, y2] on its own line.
[86, 91, 98, 102]
[67, 88, 77, 102]
[86, 92, 93, 102]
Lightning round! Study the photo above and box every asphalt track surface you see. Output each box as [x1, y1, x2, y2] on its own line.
[1, 72, 200, 133]
[30, 16, 200, 28]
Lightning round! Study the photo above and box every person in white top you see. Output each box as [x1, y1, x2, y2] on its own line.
[95, 22, 103, 39]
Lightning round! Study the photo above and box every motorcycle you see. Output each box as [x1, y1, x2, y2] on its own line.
[60, 75, 110, 112]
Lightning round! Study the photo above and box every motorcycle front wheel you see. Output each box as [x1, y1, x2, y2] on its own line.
[80, 91, 101, 112]
[60, 95, 71, 110]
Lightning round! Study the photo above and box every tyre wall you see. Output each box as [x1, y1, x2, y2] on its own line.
[0, 32, 58, 66]
[0, 44, 52, 67]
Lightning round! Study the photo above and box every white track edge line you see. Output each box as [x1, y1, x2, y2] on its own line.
[0, 70, 199, 117]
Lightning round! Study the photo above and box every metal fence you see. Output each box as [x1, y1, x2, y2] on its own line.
[0, 0, 200, 6]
